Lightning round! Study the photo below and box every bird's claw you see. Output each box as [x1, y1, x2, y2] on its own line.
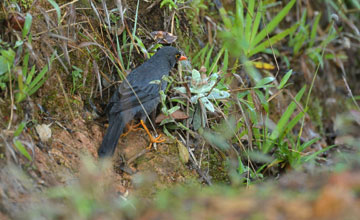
[120, 122, 142, 137]
[146, 134, 166, 150]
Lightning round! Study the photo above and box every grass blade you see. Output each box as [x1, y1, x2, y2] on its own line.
[263, 85, 306, 153]
[253, 0, 296, 47]
[47, 0, 61, 24]
[250, 24, 299, 57]
[22, 13, 32, 38]
[245, 0, 255, 42]
[278, 69, 293, 89]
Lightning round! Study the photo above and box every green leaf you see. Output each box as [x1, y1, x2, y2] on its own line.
[0, 49, 15, 75]
[255, 76, 275, 87]
[173, 87, 186, 94]
[245, 0, 255, 43]
[201, 97, 215, 112]
[25, 65, 36, 86]
[250, 24, 299, 57]
[234, 0, 244, 32]
[47, 0, 61, 24]
[160, 118, 175, 126]
[160, 0, 178, 9]
[222, 49, 229, 74]
[280, 111, 304, 140]
[298, 137, 321, 152]
[302, 145, 336, 163]
[14, 40, 24, 48]
[309, 12, 321, 48]
[191, 69, 201, 84]
[220, 7, 232, 30]
[278, 69, 293, 89]
[28, 77, 47, 96]
[14, 140, 32, 161]
[134, 36, 149, 58]
[14, 122, 26, 137]
[22, 13, 32, 38]
[168, 106, 180, 115]
[253, 0, 296, 47]
[250, 2, 263, 44]
[208, 89, 230, 99]
[204, 45, 214, 69]
[263, 85, 306, 153]
[208, 47, 225, 74]
[192, 44, 208, 67]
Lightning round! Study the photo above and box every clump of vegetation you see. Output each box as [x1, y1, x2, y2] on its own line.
[0, 0, 360, 219]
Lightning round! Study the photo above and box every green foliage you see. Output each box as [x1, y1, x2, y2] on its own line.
[174, 69, 230, 113]
[160, 0, 185, 10]
[46, 0, 61, 24]
[0, 13, 56, 102]
[71, 66, 83, 94]
[287, 10, 338, 67]
[25, 158, 136, 219]
[0, 47, 15, 89]
[219, 0, 298, 58]
[15, 51, 56, 103]
[160, 0, 178, 10]
[13, 122, 33, 162]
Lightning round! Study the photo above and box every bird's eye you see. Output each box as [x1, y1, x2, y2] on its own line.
[175, 54, 180, 59]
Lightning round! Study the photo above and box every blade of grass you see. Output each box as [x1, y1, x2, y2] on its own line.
[250, 24, 299, 57]
[14, 140, 32, 161]
[252, 0, 296, 47]
[204, 45, 214, 70]
[22, 13, 32, 38]
[302, 145, 336, 163]
[250, 1, 262, 45]
[263, 85, 306, 153]
[47, 0, 61, 25]
[309, 12, 321, 48]
[245, 0, 255, 42]
[277, 69, 293, 89]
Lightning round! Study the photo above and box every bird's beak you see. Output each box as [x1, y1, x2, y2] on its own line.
[179, 55, 187, 61]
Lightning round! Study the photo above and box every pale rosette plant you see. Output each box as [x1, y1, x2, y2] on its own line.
[174, 69, 230, 112]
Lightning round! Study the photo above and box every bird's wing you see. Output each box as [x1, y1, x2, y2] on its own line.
[107, 60, 170, 114]
[108, 80, 161, 114]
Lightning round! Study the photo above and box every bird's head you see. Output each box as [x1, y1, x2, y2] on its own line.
[156, 46, 187, 67]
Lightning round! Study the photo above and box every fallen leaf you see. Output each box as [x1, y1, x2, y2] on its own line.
[155, 110, 188, 123]
[176, 139, 189, 164]
[151, 31, 178, 44]
[252, 61, 275, 70]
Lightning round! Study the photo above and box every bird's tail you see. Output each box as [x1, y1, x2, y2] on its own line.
[98, 114, 126, 158]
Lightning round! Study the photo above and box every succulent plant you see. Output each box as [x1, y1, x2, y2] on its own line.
[174, 69, 230, 112]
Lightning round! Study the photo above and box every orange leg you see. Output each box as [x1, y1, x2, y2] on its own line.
[140, 120, 165, 149]
[120, 122, 142, 137]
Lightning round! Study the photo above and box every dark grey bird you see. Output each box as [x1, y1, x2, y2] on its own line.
[98, 46, 187, 157]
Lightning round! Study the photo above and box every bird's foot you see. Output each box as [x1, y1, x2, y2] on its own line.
[120, 122, 142, 137]
[140, 120, 166, 150]
[146, 134, 166, 150]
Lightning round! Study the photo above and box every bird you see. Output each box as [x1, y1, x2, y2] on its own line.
[98, 46, 187, 158]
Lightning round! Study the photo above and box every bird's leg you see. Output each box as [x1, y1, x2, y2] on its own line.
[120, 121, 142, 137]
[140, 120, 165, 150]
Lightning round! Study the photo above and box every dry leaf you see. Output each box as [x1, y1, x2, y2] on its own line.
[155, 110, 189, 124]
[176, 139, 189, 164]
[151, 31, 178, 44]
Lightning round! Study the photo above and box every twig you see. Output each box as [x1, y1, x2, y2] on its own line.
[7, 68, 14, 130]
[45, 0, 79, 13]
